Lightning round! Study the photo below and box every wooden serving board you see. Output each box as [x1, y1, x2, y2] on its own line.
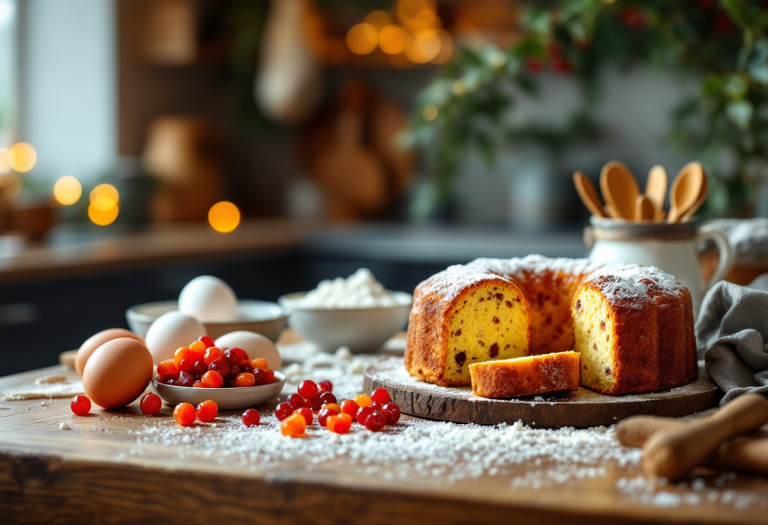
[364, 358, 719, 428]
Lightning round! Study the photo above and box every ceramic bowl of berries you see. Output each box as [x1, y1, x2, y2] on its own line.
[126, 300, 289, 341]
[152, 341, 285, 410]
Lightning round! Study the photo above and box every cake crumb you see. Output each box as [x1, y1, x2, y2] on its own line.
[59, 422, 71, 430]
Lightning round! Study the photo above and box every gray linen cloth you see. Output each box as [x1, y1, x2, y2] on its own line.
[696, 274, 768, 405]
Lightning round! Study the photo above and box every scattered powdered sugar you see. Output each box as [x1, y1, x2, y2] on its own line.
[616, 475, 767, 510]
[284, 268, 412, 308]
[3, 377, 84, 401]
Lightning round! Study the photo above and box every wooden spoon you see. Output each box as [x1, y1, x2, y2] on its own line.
[573, 172, 606, 218]
[680, 170, 709, 222]
[636, 195, 654, 222]
[600, 161, 640, 220]
[667, 162, 704, 223]
[642, 393, 768, 480]
[646, 165, 667, 221]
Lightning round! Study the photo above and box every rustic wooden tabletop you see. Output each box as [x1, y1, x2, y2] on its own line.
[1, 356, 767, 524]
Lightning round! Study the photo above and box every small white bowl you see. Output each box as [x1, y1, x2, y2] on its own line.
[278, 292, 412, 353]
[152, 372, 285, 410]
[126, 300, 289, 341]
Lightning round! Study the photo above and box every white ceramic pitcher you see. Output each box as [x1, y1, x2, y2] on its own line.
[584, 217, 734, 319]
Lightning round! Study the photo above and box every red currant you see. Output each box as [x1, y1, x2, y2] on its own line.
[356, 406, 374, 425]
[287, 393, 305, 409]
[327, 414, 351, 434]
[178, 358, 195, 374]
[319, 392, 337, 405]
[364, 410, 386, 431]
[297, 380, 318, 399]
[196, 400, 218, 422]
[263, 370, 275, 383]
[228, 364, 241, 378]
[192, 359, 208, 376]
[295, 407, 313, 425]
[140, 393, 162, 415]
[371, 388, 391, 405]
[318, 380, 333, 393]
[242, 408, 261, 427]
[224, 348, 249, 366]
[304, 395, 322, 411]
[275, 402, 294, 421]
[318, 407, 339, 427]
[71, 395, 91, 416]
[381, 403, 401, 425]
[208, 359, 230, 377]
[177, 371, 196, 387]
[252, 368, 265, 385]
[341, 399, 359, 418]
[199, 335, 215, 348]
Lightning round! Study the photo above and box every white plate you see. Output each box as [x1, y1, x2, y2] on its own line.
[152, 372, 285, 410]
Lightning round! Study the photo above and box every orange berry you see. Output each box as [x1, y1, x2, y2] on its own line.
[340, 413, 353, 423]
[157, 359, 179, 379]
[174, 347, 194, 366]
[322, 403, 341, 413]
[251, 358, 268, 370]
[354, 394, 372, 408]
[196, 400, 218, 422]
[188, 340, 206, 361]
[234, 372, 256, 387]
[193, 381, 206, 388]
[173, 403, 196, 426]
[202, 370, 224, 388]
[204, 347, 224, 365]
[281, 413, 306, 437]
[327, 414, 351, 434]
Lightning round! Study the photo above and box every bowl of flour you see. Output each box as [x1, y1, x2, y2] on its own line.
[279, 269, 412, 353]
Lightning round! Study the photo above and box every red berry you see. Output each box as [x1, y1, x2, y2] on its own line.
[234, 373, 256, 387]
[159, 374, 176, 384]
[263, 370, 275, 383]
[298, 380, 318, 399]
[275, 402, 294, 421]
[304, 395, 322, 411]
[178, 358, 195, 374]
[242, 408, 261, 427]
[319, 392, 337, 405]
[192, 359, 208, 376]
[327, 414, 351, 434]
[71, 395, 91, 416]
[199, 335, 215, 348]
[552, 57, 573, 75]
[295, 407, 313, 425]
[287, 393, 305, 409]
[526, 57, 543, 73]
[224, 348, 249, 366]
[202, 370, 224, 388]
[177, 371, 196, 387]
[140, 393, 162, 415]
[364, 410, 386, 431]
[228, 364, 241, 378]
[371, 388, 390, 405]
[204, 347, 224, 365]
[356, 406, 374, 425]
[318, 380, 333, 393]
[341, 399, 359, 418]
[318, 407, 339, 427]
[208, 359, 230, 377]
[381, 403, 401, 425]
[252, 368, 266, 385]
[174, 403, 196, 426]
[196, 400, 218, 422]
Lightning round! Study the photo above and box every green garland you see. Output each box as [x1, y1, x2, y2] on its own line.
[406, 0, 768, 218]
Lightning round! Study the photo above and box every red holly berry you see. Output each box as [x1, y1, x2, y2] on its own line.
[371, 388, 391, 405]
[381, 403, 401, 425]
[242, 408, 261, 427]
[275, 402, 294, 421]
[71, 395, 91, 416]
[140, 393, 162, 415]
[552, 57, 573, 75]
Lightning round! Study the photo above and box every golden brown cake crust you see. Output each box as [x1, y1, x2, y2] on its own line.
[470, 351, 580, 398]
[405, 255, 697, 395]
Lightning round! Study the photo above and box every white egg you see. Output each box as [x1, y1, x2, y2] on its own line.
[215, 331, 282, 369]
[145, 312, 207, 364]
[178, 275, 238, 322]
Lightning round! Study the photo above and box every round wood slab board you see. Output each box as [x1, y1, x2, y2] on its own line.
[364, 357, 720, 428]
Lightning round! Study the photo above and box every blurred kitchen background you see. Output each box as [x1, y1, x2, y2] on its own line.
[1, 0, 765, 374]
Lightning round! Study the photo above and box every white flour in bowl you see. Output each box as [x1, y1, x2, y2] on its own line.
[288, 268, 411, 308]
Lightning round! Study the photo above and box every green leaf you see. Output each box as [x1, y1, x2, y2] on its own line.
[726, 100, 754, 129]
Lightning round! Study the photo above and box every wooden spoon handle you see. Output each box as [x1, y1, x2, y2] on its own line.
[573, 172, 606, 218]
[618, 415, 768, 475]
[642, 394, 768, 479]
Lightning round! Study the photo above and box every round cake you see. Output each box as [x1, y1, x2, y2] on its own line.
[404, 255, 697, 395]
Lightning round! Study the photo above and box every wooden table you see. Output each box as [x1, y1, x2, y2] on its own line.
[1, 364, 767, 525]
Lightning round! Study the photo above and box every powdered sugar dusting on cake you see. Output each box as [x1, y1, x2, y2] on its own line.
[584, 264, 687, 308]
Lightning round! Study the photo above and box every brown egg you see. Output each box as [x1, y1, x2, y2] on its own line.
[82, 338, 154, 409]
[75, 328, 144, 376]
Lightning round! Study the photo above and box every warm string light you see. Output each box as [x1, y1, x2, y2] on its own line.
[88, 183, 120, 226]
[8, 142, 36, 172]
[53, 176, 82, 206]
[345, 0, 452, 64]
[208, 201, 240, 233]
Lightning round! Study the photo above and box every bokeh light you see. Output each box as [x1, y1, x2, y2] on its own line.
[346, 23, 378, 55]
[0, 147, 9, 173]
[422, 104, 438, 121]
[379, 25, 409, 55]
[395, 0, 438, 31]
[208, 201, 240, 233]
[88, 201, 119, 226]
[431, 29, 453, 64]
[53, 176, 82, 206]
[8, 142, 37, 172]
[364, 10, 392, 31]
[90, 183, 120, 210]
[405, 29, 441, 63]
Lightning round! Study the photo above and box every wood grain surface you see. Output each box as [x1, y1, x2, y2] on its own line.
[1, 365, 766, 525]
[365, 358, 720, 428]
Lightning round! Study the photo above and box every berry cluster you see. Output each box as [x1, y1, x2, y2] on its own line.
[155, 336, 277, 388]
[275, 381, 401, 437]
[173, 399, 219, 426]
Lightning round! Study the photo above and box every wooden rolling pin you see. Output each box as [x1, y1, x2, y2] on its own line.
[632, 394, 768, 479]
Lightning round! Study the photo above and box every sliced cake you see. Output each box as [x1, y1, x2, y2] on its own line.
[469, 351, 580, 398]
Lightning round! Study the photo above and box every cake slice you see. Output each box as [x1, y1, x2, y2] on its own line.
[469, 351, 580, 398]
